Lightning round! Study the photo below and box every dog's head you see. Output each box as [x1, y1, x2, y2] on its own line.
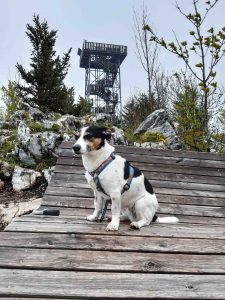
[72, 125, 112, 155]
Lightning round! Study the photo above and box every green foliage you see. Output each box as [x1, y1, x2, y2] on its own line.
[1, 80, 21, 120]
[73, 96, 92, 117]
[35, 157, 56, 172]
[28, 122, 45, 133]
[122, 93, 155, 134]
[139, 132, 166, 143]
[145, 0, 225, 137]
[175, 84, 207, 151]
[15, 14, 74, 114]
[210, 133, 225, 153]
[124, 131, 165, 145]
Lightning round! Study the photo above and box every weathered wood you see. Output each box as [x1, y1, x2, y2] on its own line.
[5, 221, 225, 239]
[1, 269, 225, 299]
[45, 185, 225, 199]
[52, 171, 225, 186]
[60, 141, 225, 161]
[42, 195, 225, 218]
[58, 155, 225, 169]
[54, 162, 225, 178]
[43, 193, 225, 207]
[1, 232, 225, 253]
[50, 178, 225, 193]
[0, 246, 224, 274]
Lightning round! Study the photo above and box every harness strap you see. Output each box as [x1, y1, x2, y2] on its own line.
[88, 153, 135, 222]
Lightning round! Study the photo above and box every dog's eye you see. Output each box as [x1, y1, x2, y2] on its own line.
[84, 134, 93, 141]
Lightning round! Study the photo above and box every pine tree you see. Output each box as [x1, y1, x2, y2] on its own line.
[15, 14, 74, 113]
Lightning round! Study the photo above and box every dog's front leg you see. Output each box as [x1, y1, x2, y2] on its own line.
[87, 191, 103, 221]
[106, 192, 121, 231]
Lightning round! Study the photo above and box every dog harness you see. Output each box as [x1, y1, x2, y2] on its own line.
[88, 153, 135, 222]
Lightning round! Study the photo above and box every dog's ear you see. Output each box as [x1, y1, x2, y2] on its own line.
[101, 127, 112, 140]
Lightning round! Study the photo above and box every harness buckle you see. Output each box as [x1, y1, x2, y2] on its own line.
[123, 183, 130, 191]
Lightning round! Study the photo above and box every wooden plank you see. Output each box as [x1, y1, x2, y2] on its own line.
[58, 155, 225, 169]
[54, 161, 225, 178]
[52, 171, 225, 186]
[60, 141, 225, 161]
[28, 207, 225, 225]
[49, 178, 225, 193]
[1, 232, 225, 254]
[1, 269, 225, 299]
[42, 195, 225, 218]
[23, 207, 225, 225]
[5, 221, 225, 240]
[0, 247, 224, 274]
[43, 193, 225, 207]
[45, 185, 225, 199]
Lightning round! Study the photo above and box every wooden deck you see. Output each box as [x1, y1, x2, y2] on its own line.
[1, 142, 225, 299]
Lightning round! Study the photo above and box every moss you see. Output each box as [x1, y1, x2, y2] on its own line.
[139, 132, 166, 143]
[51, 124, 60, 132]
[35, 157, 57, 172]
[28, 122, 45, 133]
[1, 123, 10, 129]
[124, 131, 166, 145]
[1, 140, 13, 153]
[53, 113, 61, 120]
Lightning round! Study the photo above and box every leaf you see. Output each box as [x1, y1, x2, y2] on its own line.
[189, 31, 195, 36]
[207, 27, 214, 34]
[195, 63, 203, 68]
[181, 41, 187, 46]
[143, 24, 151, 31]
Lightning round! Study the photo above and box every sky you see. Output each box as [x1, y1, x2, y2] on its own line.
[0, 0, 225, 108]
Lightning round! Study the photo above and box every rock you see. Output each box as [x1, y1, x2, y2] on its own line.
[28, 107, 45, 121]
[12, 166, 41, 192]
[57, 114, 81, 131]
[15, 121, 62, 165]
[0, 198, 42, 229]
[134, 109, 181, 150]
[43, 166, 55, 184]
[112, 126, 126, 145]
[0, 161, 13, 178]
[134, 109, 168, 134]
[0, 179, 4, 190]
[93, 113, 111, 123]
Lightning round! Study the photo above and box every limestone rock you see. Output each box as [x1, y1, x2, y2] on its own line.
[134, 109, 181, 150]
[28, 107, 44, 121]
[57, 114, 81, 131]
[112, 126, 126, 145]
[12, 166, 41, 192]
[43, 166, 55, 184]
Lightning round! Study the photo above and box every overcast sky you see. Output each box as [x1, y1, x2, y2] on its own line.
[0, 0, 225, 108]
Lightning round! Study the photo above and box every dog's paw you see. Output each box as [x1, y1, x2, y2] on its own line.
[87, 214, 97, 222]
[106, 221, 119, 231]
[130, 221, 141, 230]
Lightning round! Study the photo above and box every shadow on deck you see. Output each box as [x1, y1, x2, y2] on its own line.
[0, 142, 225, 299]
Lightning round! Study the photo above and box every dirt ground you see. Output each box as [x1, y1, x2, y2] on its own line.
[0, 177, 47, 230]
[0, 177, 47, 206]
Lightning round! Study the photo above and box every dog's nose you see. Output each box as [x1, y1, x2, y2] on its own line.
[73, 144, 81, 153]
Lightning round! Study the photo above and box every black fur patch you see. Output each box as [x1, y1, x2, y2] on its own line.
[144, 177, 154, 195]
[84, 126, 107, 150]
[152, 214, 158, 222]
[124, 161, 142, 180]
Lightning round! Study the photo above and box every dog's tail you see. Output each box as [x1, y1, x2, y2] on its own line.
[155, 216, 179, 223]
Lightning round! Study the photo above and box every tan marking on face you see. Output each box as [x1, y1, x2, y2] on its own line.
[87, 138, 102, 151]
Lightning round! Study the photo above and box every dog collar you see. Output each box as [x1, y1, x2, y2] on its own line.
[88, 153, 115, 177]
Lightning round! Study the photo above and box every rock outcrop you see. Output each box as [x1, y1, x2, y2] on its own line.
[134, 109, 181, 150]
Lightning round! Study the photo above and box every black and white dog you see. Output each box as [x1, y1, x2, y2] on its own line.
[73, 125, 178, 231]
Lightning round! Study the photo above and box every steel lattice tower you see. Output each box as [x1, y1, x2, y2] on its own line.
[78, 41, 127, 123]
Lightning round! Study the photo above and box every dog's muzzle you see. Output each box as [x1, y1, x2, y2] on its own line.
[73, 144, 81, 154]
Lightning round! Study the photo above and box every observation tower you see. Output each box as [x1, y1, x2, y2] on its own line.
[78, 40, 127, 123]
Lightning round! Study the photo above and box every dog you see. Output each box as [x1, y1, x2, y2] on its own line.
[73, 125, 179, 231]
